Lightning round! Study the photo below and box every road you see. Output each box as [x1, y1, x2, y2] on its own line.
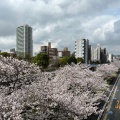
[104, 75, 120, 120]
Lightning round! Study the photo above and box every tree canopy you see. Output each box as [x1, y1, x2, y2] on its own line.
[0, 52, 10, 57]
[59, 56, 77, 66]
[77, 57, 84, 63]
[58, 57, 69, 66]
[32, 53, 49, 68]
[68, 56, 77, 64]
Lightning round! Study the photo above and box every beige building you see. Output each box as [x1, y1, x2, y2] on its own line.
[40, 42, 58, 59]
[58, 47, 70, 57]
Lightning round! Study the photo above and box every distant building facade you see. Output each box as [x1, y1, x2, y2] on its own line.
[40, 42, 58, 59]
[108, 54, 113, 62]
[16, 24, 33, 58]
[91, 44, 101, 62]
[101, 48, 107, 63]
[10, 48, 15, 53]
[58, 47, 70, 57]
[91, 44, 107, 63]
[63, 47, 70, 57]
[49, 48, 58, 59]
[41, 46, 48, 53]
[58, 51, 63, 57]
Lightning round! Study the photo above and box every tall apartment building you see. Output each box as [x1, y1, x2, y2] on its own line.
[101, 48, 107, 63]
[91, 44, 101, 62]
[108, 54, 113, 62]
[16, 24, 33, 58]
[75, 39, 90, 64]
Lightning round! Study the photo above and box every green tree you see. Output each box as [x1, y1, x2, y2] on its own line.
[0, 52, 10, 57]
[59, 56, 77, 66]
[49, 58, 59, 68]
[12, 53, 17, 58]
[32, 53, 49, 68]
[77, 57, 84, 63]
[68, 56, 77, 64]
[16, 56, 23, 60]
[24, 53, 31, 62]
[58, 57, 69, 66]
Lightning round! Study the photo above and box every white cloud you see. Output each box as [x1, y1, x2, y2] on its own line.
[0, 0, 120, 54]
[0, 36, 15, 52]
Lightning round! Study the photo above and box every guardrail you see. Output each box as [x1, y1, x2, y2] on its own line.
[97, 74, 120, 120]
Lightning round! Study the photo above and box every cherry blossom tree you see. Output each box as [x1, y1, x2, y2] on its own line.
[0, 56, 119, 120]
[48, 64, 108, 120]
[0, 55, 41, 94]
[96, 64, 118, 77]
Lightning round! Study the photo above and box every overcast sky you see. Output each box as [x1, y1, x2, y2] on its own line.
[0, 0, 120, 55]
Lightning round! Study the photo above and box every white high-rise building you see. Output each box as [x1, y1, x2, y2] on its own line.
[75, 39, 89, 64]
[108, 54, 113, 62]
[91, 44, 101, 62]
[16, 24, 33, 58]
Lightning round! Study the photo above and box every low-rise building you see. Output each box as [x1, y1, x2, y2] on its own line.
[49, 48, 58, 59]
[40, 42, 58, 59]
[58, 47, 70, 58]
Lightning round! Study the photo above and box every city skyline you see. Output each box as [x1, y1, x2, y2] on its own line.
[0, 0, 120, 55]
